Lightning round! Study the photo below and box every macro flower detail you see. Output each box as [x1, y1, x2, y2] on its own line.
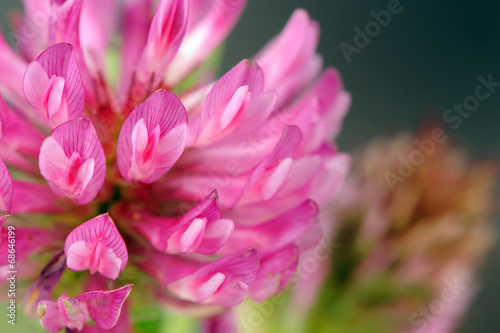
[167, 247, 259, 307]
[134, 189, 234, 255]
[135, 0, 188, 90]
[194, 59, 267, 145]
[23, 43, 84, 128]
[117, 90, 188, 183]
[248, 244, 299, 302]
[64, 214, 128, 280]
[0, 1, 350, 332]
[37, 284, 133, 332]
[39, 118, 106, 204]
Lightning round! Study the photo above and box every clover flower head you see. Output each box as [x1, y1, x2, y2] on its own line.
[0, 1, 350, 331]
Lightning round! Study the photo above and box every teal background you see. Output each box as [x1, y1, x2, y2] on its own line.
[1, 0, 499, 332]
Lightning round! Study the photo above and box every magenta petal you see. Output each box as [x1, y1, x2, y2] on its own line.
[0, 158, 13, 214]
[48, 0, 84, 46]
[80, 0, 117, 76]
[233, 90, 277, 135]
[136, 0, 188, 86]
[80, 302, 131, 333]
[255, 9, 320, 106]
[0, 96, 45, 172]
[221, 200, 318, 256]
[136, 249, 203, 286]
[58, 296, 86, 331]
[23, 43, 84, 128]
[197, 218, 234, 255]
[77, 284, 133, 330]
[196, 60, 263, 145]
[136, 190, 234, 254]
[39, 118, 106, 205]
[38, 295, 86, 333]
[64, 214, 128, 280]
[37, 300, 66, 333]
[119, 0, 152, 100]
[117, 90, 188, 183]
[311, 150, 351, 205]
[168, 247, 260, 307]
[176, 190, 234, 254]
[249, 245, 299, 302]
[1, 224, 57, 265]
[23, 61, 49, 110]
[11, 180, 61, 214]
[166, 0, 247, 85]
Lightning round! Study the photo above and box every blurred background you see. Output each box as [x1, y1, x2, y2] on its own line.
[1, 0, 499, 332]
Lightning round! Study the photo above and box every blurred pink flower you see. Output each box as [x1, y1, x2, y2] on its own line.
[298, 132, 497, 333]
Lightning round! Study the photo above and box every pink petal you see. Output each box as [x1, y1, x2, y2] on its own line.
[79, 0, 117, 76]
[221, 200, 318, 256]
[65, 241, 94, 271]
[158, 172, 249, 210]
[249, 245, 299, 301]
[23, 43, 84, 128]
[255, 9, 320, 106]
[135, 249, 203, 286]
[310, 150, 351, 206]
[0, 96, 45, 172]
[166, 0, 247, 85]
[174, 217, 207, 253]
[14, 1, 49, 59]
[135, 0, 188, 87]
[168, 247, 259, 307]
[135, 190, 233, 254]
[117, 90, 188, 183]
[37, 300, 66, 333]
[0, 158, 12, 214]
[237, 126, 303, 204]
[119, 0, 152, 101]
[196, 60, 263, 145]
[45, 76, 66, 119]
[233, 90, 277, 135]
[11, 180, 61, 213]
[1, 224, 57, 265]
[326, 90, 351, 140]
[48, 0, 84, 46]
[58, 296, 86, 331]
[174, 122, 283, 178]
[39, 137, 69, 183]
[77, 284, 133, 330]
[80, 302, 131, 333]
[260, 157, 294, 200]
[197, 218, 234, 255]
[64, 214, 128, 280]
[97, 247, 123, 280]
[281, 68, 348, 154]
[275, 155, 322, 196]
[39, 118, 106, 205]
[23, 61, 50, 109]
[37, 295, 86, 333]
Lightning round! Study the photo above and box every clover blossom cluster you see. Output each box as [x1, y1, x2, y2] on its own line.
[0, 0, 350, 332]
